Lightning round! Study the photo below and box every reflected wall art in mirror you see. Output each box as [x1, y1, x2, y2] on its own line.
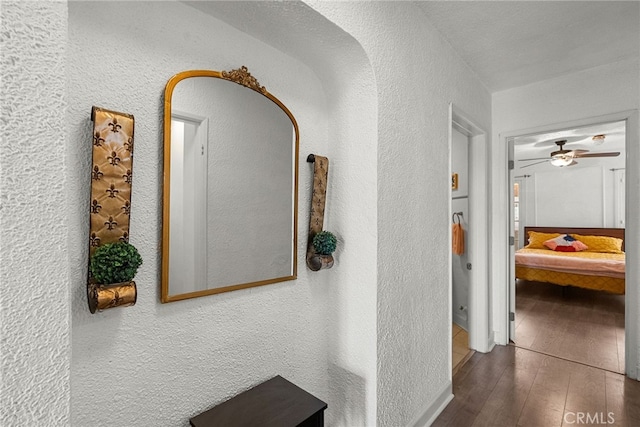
[161, 67, 299, 303]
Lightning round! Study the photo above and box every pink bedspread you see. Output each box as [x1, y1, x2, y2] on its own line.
[515, 248, 625, 279]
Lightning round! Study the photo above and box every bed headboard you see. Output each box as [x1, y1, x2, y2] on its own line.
[523, 226, 625, 251]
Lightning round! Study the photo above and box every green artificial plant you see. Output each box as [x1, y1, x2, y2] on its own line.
[312, 231, 337, 255]
[90, 242, 143, 284]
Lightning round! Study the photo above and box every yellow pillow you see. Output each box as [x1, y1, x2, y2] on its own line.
[526, 231, 562, 249]
[570, 234, 624, 254]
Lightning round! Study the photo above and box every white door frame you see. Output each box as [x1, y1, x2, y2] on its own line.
[498, 110, 639, 379]
[170, 110, 209, 293]
[509, 174, 530, 339]
[449, 104, 493, 356]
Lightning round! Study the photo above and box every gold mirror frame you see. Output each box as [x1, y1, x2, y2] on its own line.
[161, 67, 299, 303]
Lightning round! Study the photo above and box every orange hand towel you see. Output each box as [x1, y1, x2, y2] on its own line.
[452, 223, 464, 255]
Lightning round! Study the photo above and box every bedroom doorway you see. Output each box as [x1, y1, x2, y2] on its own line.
[508, 118, 627, 374]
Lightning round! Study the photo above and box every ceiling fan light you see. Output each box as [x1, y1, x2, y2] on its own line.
[550, 155, 573, 167]
[592, 134, 606, 145]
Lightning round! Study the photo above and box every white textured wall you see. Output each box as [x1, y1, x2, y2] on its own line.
[309, 3, 492, 426]
[0, 1, 71, 425]
[67, 2, 331, 426]
[492, 59, 640, 345]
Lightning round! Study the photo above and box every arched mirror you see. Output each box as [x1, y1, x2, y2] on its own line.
[161, 67, 299, 303]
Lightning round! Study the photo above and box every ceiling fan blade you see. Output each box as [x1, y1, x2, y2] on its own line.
[570, 149, 589, 155]
[518, 157, 549, 162]
[520, 160, 548, 168]
[568, 160, 578, 166]
[574, 152, 620, 158]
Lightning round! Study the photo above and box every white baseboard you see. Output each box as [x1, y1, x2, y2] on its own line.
[487, 331, 496, 352]
[453, 312, 468, 331]
[409, 381, 454, 427]
[493, 328, 508, 346]
[473, 331, 497, 353]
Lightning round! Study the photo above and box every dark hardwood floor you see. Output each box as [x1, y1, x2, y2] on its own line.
[435, 281, 635, 426]
[514, 280, 624, 373]
[433, 345, 640, 426]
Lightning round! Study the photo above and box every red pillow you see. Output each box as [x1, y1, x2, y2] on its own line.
[543, 234, 588, 252]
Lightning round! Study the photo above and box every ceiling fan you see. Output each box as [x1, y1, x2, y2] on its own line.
[518, 140, 620, 168]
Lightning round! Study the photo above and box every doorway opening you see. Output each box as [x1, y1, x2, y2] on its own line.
[449, 104, 491, 377]
[451, 126, 473, 373]
[508, 119, 627, 373]
[169, 112, 209, 294]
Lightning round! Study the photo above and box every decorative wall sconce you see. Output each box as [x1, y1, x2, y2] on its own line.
[306, 154, 335, 271]
[87, 106, 140, 313]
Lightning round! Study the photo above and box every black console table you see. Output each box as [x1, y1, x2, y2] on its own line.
[190, 375, 327, 427]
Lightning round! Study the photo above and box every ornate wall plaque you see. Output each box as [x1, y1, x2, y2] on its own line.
[306, 154, 334, 271]
[87, 106, 137, 313]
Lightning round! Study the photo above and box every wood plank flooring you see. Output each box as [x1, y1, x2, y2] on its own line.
[453, 324, 474, 376]
[514, 280, 625, 373]
[433, 345, 640, 426]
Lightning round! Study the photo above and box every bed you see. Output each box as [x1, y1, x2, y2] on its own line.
[515, 226, 625, 294]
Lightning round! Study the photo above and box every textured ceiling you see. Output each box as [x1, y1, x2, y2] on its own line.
[416, 1, 640, 92]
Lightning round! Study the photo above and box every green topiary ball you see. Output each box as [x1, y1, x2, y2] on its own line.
[90, 242, 143, 284]
[313, 231, 337, 255]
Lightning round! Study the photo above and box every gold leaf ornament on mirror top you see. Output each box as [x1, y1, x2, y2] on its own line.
[221, 66, 267, 94]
